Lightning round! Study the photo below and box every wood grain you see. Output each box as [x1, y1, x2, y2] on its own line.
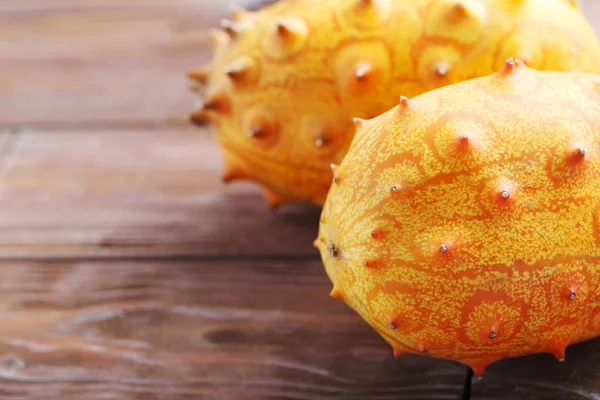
[471, 338, 600, 399]
[0, 126, 319, 259]
[0, 261, 468, 400]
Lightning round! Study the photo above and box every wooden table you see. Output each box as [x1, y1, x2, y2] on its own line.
[2, 1, 600, 399]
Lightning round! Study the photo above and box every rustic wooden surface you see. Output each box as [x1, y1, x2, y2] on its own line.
[0, 1, 599, 399]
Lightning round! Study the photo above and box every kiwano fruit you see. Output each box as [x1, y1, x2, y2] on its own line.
[316, 59, 600, 377]
[190, 0, 600, 207]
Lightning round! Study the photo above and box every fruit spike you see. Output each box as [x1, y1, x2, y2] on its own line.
[223, 56, 256, 84]
[318, 63, 600, 376]
[188, 67, 209, 86]
[436, 62, 449, 77]
[399, 96, 410, 111]
[330, 286, 344, 300]
[314, 136, 326, 147]
[190, 0, 600, 206]
[392, 348, 404, 358]
[275, 18, 307, 40]
[247, 125, 265, 138]
[550, 344, 567, 362]
[200, 92, 230, 115]
[449, 2, 467, 19]
[221, 160, 248, 183]
[330, 164, 339, 184]
[262, 188, 288, 210]
[354, 63, 372, 80]
[220, 19, 242, 37]
[499, 56, 519, 76]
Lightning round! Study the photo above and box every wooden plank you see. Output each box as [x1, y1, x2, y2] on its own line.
[0, 260, 468, 400]
[470, 338, 600, 399]
[0, 126, 319, 259]
[0, 0, 269, 127]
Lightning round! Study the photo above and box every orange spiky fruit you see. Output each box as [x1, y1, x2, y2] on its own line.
[316, 58, 600, 377]
[190, 0, 600, 206]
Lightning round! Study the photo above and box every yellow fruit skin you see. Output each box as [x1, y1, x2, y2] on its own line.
[316, 60, 600, 377]
[191, 0, 600, 206]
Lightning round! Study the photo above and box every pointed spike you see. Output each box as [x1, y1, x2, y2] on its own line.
[220, 19, 242, 37]
[202, 93, 231, 114]
[330, 164, 340, 184]
[224, 56, 254, 83]
[354, 63, 372, 80]
[276, 20, 294, 37]
[267, 17, 308, 57]
[514, 57, 526, 68]
[262, 188, 286, 210]
[314, 136, 326, 148]
[551, 345, 567, 362]
[457, 131, 484, 153]
[353, 117, 365, 129]
[452, 2, 466, 15]
[247, 122, 268, 138]
[499, 57, 518, 76]
[471, 364, 487, 379]
[189, 109, 211, 126]
[457, 133, 471, 151]
[399, 96, 410, 110]
[393, 348, 404, 358]
[222, 163, 247, 184]
[275, 18, 307, 39]
[568, 145, 588, 166]
[313, 239, 320, 249]
[330, 163, 339, 175]
[188, 67, 210, 85]
[447, 2, 469, 22]
[436, 62, 449, 77]
[330, 286, 344, 300]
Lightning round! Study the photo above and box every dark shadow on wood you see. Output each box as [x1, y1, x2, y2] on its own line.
[0, 260, 468, 399]
[462, 367, 473, 400]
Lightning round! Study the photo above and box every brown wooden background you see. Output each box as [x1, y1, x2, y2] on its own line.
[2, 1, 600, 399]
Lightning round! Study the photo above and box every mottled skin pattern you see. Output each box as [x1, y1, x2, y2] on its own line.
[316, 60, 600, 377]
[190, 0, 600, 207]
